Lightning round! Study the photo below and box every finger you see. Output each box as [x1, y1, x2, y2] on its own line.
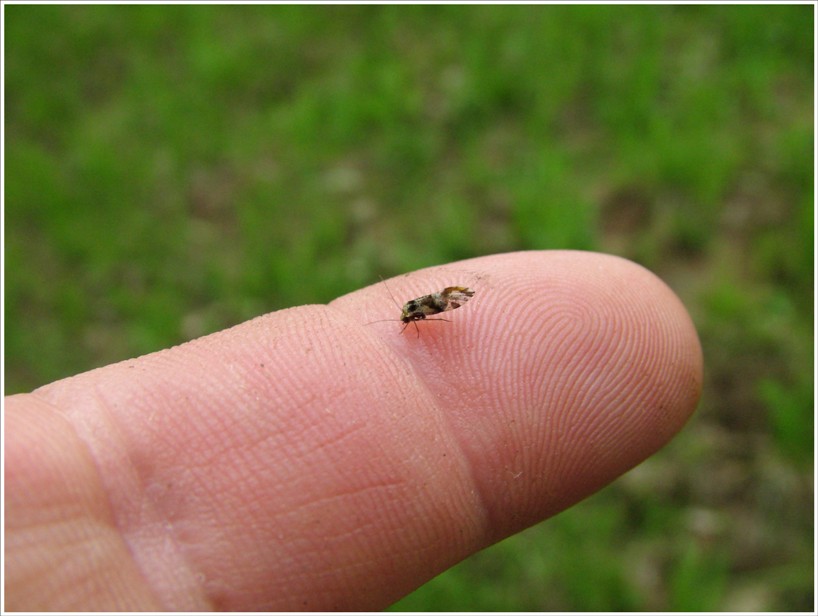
[6, 250, 702, 611]
[4, 395, 164, 611]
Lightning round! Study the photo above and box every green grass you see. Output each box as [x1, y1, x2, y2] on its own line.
[5, 4, 813, 611]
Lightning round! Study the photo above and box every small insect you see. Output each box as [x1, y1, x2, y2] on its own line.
[367, 280, 475, 338]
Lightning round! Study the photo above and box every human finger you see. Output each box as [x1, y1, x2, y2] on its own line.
[5, 250, 702, 611]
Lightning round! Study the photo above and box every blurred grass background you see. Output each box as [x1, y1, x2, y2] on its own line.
[4, 4, 813, 611]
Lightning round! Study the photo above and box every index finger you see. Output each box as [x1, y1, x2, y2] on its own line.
[7, 250, 702, 611]
[333, 250, 702, 534]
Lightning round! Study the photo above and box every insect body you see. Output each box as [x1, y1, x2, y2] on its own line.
[369, 282, 475, 337]
[401, 286, 474, 326]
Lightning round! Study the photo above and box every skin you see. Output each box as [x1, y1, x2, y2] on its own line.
[4, 251, 703, 611]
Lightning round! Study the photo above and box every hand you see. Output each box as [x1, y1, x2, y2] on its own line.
[4, 251, 702, 611]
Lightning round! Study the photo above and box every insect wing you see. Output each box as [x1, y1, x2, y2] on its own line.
[439, 286, 475, 311]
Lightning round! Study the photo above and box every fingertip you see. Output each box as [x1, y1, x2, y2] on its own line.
[340, 251, 702, 536]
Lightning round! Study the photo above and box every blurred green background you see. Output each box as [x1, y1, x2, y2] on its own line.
[4, 4, 813, 611]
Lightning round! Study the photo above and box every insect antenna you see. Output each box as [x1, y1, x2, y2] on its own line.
[364, 276, 403, 327]
[379, 275, 402, 312]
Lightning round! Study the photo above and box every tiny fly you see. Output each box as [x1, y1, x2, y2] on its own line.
[368, 280, 475, 338]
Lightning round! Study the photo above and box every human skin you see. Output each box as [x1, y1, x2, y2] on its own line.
[4, 251, 703, 611]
